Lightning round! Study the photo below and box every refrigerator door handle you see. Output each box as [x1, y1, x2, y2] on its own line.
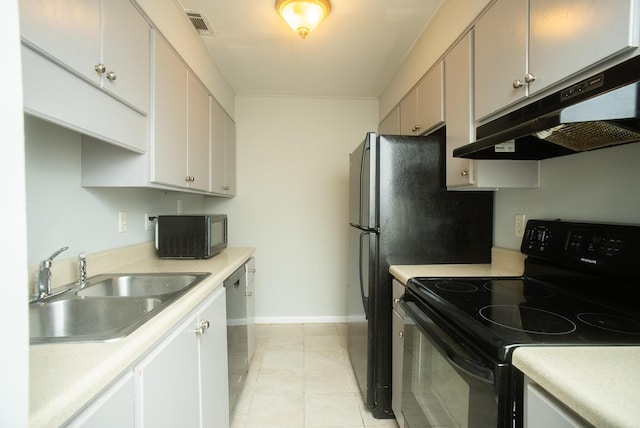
[359, 138, 371, 228]
[359, 230, 369, 319]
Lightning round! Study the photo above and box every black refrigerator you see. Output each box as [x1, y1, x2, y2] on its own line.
[347, 129, 494, 418]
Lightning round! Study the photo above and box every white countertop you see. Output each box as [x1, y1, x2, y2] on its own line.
[29, 245, 255, 428]
[390, 248, 640, 427]
[513, 346, 640, 428]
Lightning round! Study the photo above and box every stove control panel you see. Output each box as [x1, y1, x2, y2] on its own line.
[521, 220, 640, 280]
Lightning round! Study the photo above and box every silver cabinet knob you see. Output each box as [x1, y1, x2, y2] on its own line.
[223, 185, 230, 190]
[195, 320, 210, 335]
[94, 64, 106, 74]
[399, 331, 404, 338]
[411, 124, 421, 133]
[185, 176, 195, 182]
[524, 72, 536, 83]
[105, 71, 117, 81]
[246, 291, 253, 297]
[461, 170, 469, 177]
[393, 298, 401, 304]
[513, 79, 524, 88]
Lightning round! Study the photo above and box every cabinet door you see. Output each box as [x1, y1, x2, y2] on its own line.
[379, 106, 400, 134]
[210, 100, 236, 196]
[224, 113, 237, 196]
[392, 309, 404, 427]
[416, 62, 444, 134]
[101, 0, 150, 113]
[66, 371, 135, 428]
[399, 88, 418, 135]
[152, 35, 188, 188]
[187, 73, 211, 191]
[445, 33, 476, 188]
[210, 100, 229, 195]
[529, 0, 637, 94]
[199, 286, 229, 428]
[19, 0, 101, 85]
[475, 0, 528, 120]
[246, 258, 256, 362]
[135, 314, 200, 428]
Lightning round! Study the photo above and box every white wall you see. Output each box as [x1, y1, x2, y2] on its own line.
[206, 96, 379, 322]
[494, 142, 640, 249]
[24, 116, 206, 267]
[1, 0, 28, 425]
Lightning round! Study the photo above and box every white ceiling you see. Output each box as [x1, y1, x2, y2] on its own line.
[176, 0, 444, 98]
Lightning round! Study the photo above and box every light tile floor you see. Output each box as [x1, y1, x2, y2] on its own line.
[230, 323, 400, 428]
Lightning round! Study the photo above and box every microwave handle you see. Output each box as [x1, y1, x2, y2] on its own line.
[154, 221, 158, 250]
[401, 300, 495, 384]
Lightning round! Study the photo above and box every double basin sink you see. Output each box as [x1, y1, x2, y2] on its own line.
[30, 272, 210, 344]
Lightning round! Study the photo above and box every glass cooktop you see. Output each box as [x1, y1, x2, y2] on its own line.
[406, 276, 640, 362]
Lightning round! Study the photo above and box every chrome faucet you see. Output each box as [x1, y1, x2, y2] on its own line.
[37, 246, 69, 299]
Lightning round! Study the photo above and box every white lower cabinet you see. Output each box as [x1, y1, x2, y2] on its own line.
[245, 257, 256, 362]
[524, 376, 588, 427]
[65, 371, 135, 428]
[391, 279, 405, 427]
[135, 285, 228, 427]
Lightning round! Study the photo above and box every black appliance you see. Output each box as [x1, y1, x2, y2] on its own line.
[155, 214, 228, 259]
[454, 55, 640, 160]
[400, 219, 640, 427]
[347, 130, 494, 418]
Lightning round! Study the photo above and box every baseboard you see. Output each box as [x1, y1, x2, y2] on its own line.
[255, 315, 347, 324]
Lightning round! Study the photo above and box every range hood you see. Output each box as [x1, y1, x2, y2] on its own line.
[454, 55, 640, 160]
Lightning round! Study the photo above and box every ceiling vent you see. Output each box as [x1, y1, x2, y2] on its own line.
[185, 9, 215, 37]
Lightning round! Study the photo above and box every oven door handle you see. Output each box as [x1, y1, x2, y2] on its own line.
[402, 300, 495, 384]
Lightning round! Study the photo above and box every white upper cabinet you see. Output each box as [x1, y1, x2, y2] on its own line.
[101, 0, 151, 113]
[210, 99, 237, 197]
[152, 35, 210, 191]
[445, 31, 539, 190]
[400, 62, 444, 135]
[475, 0, 528, 120]
[475, 0, 637, 121]
[20, 0, 101, 85]
[19, 0, 150, 152]
[20, 0, 150, 114]
[378, 105, 401, 135]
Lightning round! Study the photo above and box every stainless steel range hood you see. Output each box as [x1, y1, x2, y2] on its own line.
[454, 55, 640, 160]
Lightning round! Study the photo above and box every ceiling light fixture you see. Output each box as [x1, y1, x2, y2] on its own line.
[275, 0, 332, 39]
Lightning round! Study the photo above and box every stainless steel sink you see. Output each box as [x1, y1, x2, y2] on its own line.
[29, 272, 210, 344]
[30, 297, 163, 343]
[76, 273, 209, 298]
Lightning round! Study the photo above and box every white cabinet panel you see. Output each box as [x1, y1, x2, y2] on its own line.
[524, 377, 588, 427]
[135, 314, 200, 427]
[187, 73, 211, 191]
[101, 0, 150, 113]
[210, 99, 237, 197]
[379, 106, 400, 135]
[475, 0, 528, 120]
[151, 34, 189, 188]
[198, 287, 229, 428]
[19, 0, 101, 85]
[529, 0, 637, 94]
[400, 63, 444, 136]
[66, 371, 135, 428]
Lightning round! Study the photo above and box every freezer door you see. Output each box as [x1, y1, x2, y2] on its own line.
[349, 133, 377, 229]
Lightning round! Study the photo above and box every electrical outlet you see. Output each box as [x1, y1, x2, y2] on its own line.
[515, 214, 526, 238]
[119, 211, 128, 233]
[144, 213, 156, 231]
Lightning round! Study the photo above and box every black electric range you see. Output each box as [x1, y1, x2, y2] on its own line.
[406, 219, 640, 362]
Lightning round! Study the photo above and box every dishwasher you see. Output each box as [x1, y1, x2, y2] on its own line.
[224, 264, 248, 415]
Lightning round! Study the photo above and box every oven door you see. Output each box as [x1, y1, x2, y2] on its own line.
[400, 299, 510, 428]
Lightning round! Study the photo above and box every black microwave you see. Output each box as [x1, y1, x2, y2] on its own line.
[155, 214, 228, 259]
